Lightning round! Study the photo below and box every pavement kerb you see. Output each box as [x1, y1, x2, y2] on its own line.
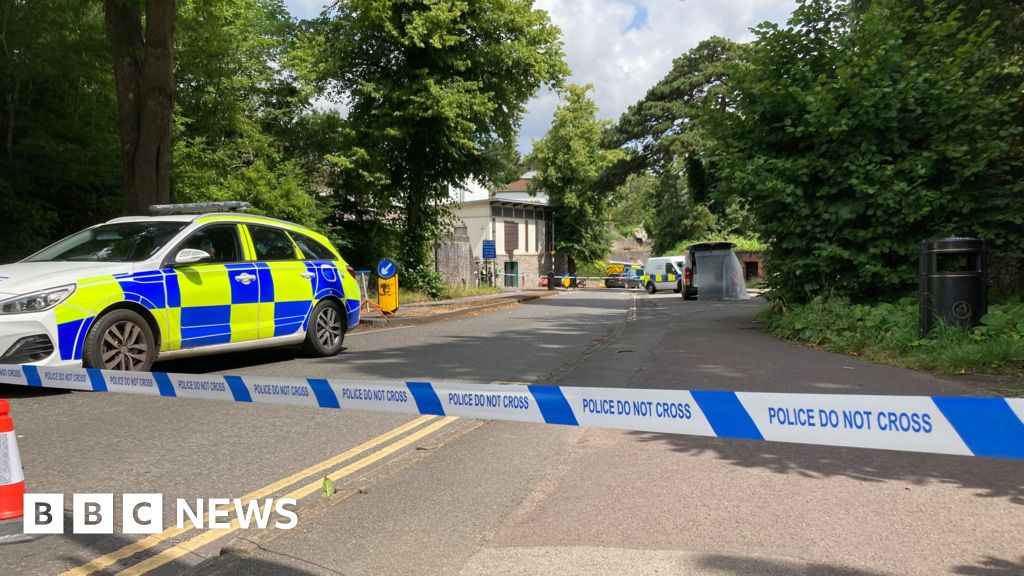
[356, 291, 562, 329]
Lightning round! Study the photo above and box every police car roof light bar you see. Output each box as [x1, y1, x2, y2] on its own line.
[148, 201, 251, 215]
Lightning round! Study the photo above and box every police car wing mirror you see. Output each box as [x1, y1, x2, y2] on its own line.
[174, 248, 211, 265]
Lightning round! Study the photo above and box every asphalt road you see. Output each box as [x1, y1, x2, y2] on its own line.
[3, 289, 1022, 576]
[0, 290, 629, 575]
[195, 291, 1021, 576]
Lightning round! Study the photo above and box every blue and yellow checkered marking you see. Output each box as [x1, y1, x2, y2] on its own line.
[641, 274, 679, 283]
[53, 257, 358, 360]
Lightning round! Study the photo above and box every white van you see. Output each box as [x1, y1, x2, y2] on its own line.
[642, 255, 688, 294]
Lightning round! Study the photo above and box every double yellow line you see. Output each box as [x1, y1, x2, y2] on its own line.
[62, 415, 458, 576]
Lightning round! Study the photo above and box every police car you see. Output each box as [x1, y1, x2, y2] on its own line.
[0, 203, 361, 372]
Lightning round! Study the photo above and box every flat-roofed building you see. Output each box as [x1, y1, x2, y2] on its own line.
[448, 172, 565, 287]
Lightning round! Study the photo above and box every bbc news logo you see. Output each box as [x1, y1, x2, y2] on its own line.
[23, 494, 298, 534]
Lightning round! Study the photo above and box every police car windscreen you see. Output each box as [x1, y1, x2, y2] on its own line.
[26, 222, 187, 262]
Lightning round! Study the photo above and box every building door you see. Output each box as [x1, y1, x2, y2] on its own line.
[504, 261, 519, 288]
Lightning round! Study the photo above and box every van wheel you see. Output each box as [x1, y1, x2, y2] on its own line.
[303, 299, 346, 357]
[673, 281, 682, 294]
[83, 309, 156, 372]
[645, 282, 656, 294]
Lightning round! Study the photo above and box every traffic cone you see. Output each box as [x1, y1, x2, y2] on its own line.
[0, 399, 32, 544]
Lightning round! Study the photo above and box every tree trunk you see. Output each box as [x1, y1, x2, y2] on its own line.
[3, 77, 16, 157]
[104, 0, 174, 216]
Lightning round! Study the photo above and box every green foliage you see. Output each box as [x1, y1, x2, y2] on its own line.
[669, 236, 767, 255]
[574, 260, 608, 279]
[610, 173, 655, 237]
[762, 296, 1024, 377]
[305, 0, 567, 273]
[717, 0, 1023, 303]
[601, 38, 752, 253]
[0, 1, 121, 261]
[401, 263, 446, 300]
[173, 0, 322, 229]
[529, 85, 624, 267]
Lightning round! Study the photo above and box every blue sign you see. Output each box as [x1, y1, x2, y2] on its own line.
[482, 240, 496, 260]
[376, 258, 397, 279]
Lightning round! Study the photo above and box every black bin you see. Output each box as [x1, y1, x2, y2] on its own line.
[919, 237, 987, 338]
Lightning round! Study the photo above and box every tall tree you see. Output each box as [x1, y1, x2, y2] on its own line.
[172, 0, 321, 228]
[0, 1, 120, 261]
[529, 84, 624, 269]
[104, 0, 175, 215]
[306, 0, 567, 277]
[600, 37, 751, 250]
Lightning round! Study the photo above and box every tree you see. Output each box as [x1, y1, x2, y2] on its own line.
[529, 84, 624, 269]
[1, 1, 120, 261]
[172, 0, 321, 228]
[306, 0, 567, 278]
[104, 0, 176, 215]
[717, 0, 1022, 302]
[600, 37, 751, 250]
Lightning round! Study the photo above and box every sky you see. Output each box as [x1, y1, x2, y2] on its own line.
[283, 0, 799, 153]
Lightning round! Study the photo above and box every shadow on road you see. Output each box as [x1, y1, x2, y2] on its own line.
[154, 345, 306, 374]
[0, 384, 70, 399]
[629, 432, 1024, 506]
[187, 551, 332, 576]
[149, 295, 629, 382]
[695, 553, 890, 575]
[953, 556, 1024, 576]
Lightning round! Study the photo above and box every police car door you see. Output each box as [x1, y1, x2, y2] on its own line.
[169, 224, 260, 349]
[246, 225, 315, 339]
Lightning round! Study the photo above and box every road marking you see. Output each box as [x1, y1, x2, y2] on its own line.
[114, 416, 460, 576]
[62, 415, 438, 576]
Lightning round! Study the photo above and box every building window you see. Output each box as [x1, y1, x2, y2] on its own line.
[491, 206, 502, 218]
[525, 209, 534, 220]
[454, 226, 468, 237]
[503, 221, 519, 253]
[514, 208, 525, 219]
[503, 206, 514, 218]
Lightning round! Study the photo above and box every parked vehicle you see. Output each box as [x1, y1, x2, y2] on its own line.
[604, 261, 643, 289]
[0, 202, 361, 371]
[682, 242, 749, 300]
[641, 256, 687, 294]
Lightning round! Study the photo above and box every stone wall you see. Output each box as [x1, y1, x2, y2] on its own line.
[434, 236, 474, 288]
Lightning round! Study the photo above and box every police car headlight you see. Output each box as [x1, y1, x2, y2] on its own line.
[0, 285, 76, 314]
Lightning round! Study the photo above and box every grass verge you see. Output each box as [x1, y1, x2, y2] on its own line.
[758, 296, 1024, 392]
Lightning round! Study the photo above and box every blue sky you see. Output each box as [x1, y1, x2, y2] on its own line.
[282, 0, 797, 153]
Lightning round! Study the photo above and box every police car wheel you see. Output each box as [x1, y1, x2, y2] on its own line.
[673, 282, 682, 294]
[645, 282, 656, 294]
[83, 309, 156, 372]
[303, 300, 346, 357]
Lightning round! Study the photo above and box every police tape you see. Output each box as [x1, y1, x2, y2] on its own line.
[1, 363, 1022, 460]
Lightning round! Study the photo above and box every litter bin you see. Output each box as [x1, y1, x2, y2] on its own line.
[547, 271, 555, 291]
[919, 237, 987, 338]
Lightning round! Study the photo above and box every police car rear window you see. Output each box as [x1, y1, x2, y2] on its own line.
[249, 226, 298, 261]
[290, 233, 336, 261]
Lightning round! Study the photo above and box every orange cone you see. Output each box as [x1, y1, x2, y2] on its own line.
[0, 399, 25, 521]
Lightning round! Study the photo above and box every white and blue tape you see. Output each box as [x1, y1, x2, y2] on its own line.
[1, 364, 1022, 460]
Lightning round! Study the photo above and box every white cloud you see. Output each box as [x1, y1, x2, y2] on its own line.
[282, 0, 798, 153]
[520, 0, 797, 151]
[285, 0, 327, 20]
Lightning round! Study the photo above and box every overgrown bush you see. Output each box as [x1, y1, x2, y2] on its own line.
[400, 263, 446, 300]
[760, 296, 1024, 376]
[718, 0, 1024, 303]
